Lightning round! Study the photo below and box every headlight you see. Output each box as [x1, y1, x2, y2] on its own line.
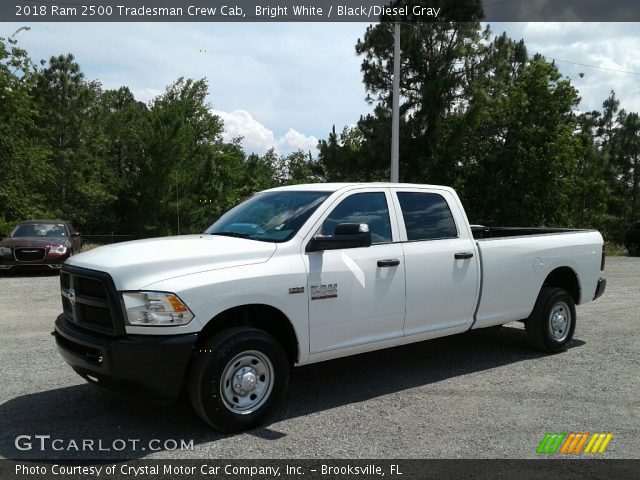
[122, 291, 194, 326]
[0, 246, 12, 258]
[51, 245, 67, 254]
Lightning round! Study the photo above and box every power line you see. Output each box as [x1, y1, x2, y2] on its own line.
[544, 56, 640, 77]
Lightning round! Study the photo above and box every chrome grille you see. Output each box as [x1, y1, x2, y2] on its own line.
[15, 247, 46, 262]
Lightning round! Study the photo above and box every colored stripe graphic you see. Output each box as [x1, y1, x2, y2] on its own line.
[560, 433, 589, 454]
[537, 433, 566, 454]
[539, 433, 613, 455]
[573, 433, 590, 454]
[584, 433, 613, 454]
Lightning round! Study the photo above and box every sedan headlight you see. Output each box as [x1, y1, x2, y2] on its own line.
[122, 291, 194, 326]
[0, 246, 12, 258]
[51, 245, 68, 254]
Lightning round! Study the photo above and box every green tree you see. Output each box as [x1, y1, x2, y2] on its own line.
[615, 111, 640, 224]
[463, 58, 582, 226]
[0, 30, 52, 231]
[33, 53, 113, 230]
[95, 86, 152, 234]
[571, 111, 610, 229]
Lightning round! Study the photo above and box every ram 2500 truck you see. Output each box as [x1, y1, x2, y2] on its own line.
[54, 183, 606, 432]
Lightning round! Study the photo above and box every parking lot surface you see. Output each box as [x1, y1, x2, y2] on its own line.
[0, 257, 638, 459]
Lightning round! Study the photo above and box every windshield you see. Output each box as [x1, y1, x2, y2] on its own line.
[205, 191, 330, 243]
[12, 222, 68, 238]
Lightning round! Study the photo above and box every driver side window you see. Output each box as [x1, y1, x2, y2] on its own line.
[321, 192, 392, 244]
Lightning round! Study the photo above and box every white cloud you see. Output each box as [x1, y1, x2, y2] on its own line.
[213, 109, 318, 155]
[488, 22, 640, 114]
[277, 128, 319, 153]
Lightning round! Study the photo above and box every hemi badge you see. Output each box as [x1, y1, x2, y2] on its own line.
[289, 287, 305, 295]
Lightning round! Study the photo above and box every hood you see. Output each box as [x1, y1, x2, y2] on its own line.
[66, 234, 277, 290]
[0, 237, 68, 248]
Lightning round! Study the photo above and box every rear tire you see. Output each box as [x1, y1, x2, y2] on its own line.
[188, 327, 289, 433]
[525, 287, 576, 353]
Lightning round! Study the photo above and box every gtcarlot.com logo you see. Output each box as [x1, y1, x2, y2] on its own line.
[537, 432, 613, 455]
[14, 435, 194, 452]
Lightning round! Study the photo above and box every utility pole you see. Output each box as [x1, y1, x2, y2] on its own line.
[391, 22, 401, 183]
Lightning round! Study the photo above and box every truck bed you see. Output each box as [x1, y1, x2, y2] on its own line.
[470, 228, 604, 329]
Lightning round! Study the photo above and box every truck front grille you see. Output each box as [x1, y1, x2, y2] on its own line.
[15, 247, 46, 262]
[60, 267, 123, 336]
[79, 304, 113, 327]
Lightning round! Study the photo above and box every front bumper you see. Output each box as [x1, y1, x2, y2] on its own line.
[54, 314, 197, 404]
[0, 252, 69, 270]
[594, 277, 606, 300]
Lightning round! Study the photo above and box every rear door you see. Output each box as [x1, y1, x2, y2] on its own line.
[304, 188, 405, 354]
[391, 188, 479, 335]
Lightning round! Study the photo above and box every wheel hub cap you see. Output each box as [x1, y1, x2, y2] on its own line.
[233, 367, 258, 395]
[551, 312, 566, 331]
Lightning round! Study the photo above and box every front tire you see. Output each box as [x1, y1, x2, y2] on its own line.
[188, 327, 289, 433]
[525, 287, 576, 353]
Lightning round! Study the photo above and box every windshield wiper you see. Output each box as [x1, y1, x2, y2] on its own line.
[209, 231, 252, 239]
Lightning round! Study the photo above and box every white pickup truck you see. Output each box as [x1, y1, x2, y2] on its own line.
[54, 183, 606, 432]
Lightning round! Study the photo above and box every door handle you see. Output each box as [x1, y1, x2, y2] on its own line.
[377, 259, 400, 267]
[454, 252, 474, 260]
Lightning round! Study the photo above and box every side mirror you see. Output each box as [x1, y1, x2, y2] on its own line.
[306, 223, 372, 252]
[0, 233, 6, 240]
[71, 232, 80, 237]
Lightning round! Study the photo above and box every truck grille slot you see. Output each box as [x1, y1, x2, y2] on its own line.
[78, 277, 107, 298]
[62, 296, 72, 314]
[60, 272, 71, 289]
[60, 267, 121, 336]
[15, 247, 46, 262]
[79, 304, 112, 327]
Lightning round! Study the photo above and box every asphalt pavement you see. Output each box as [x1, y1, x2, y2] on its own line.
[0, 257, 638, 460]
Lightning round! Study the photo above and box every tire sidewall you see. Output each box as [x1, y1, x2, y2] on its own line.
[195, 330, 288, 432]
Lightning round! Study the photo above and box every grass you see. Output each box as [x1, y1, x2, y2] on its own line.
[605, 241, 628, 257]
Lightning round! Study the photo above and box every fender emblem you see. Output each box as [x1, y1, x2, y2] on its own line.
[310, 284, 337, 300]
[288, 287, 305, 295]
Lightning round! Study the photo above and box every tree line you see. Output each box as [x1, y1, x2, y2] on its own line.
[1, 20, 638, 244]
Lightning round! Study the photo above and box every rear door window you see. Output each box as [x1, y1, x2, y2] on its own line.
[397, 192, 458, 241]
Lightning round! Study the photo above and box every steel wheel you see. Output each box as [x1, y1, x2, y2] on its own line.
[548, 301, 571, 342]
[220, 350, 274, 414]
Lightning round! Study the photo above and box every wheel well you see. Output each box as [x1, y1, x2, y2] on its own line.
[542, 267, 580, 304]
[197, 304, 299, 364]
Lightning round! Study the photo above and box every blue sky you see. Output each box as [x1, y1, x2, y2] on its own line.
[2, 22, 639, 154]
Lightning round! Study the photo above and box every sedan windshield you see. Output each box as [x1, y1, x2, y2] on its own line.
[205, 191, 330, 242]
[12, 223, 68, 238]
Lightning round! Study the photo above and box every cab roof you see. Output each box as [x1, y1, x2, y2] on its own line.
[265, 182, 453, 193]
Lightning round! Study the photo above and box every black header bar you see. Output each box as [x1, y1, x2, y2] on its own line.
[2, 0, 640, 22]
